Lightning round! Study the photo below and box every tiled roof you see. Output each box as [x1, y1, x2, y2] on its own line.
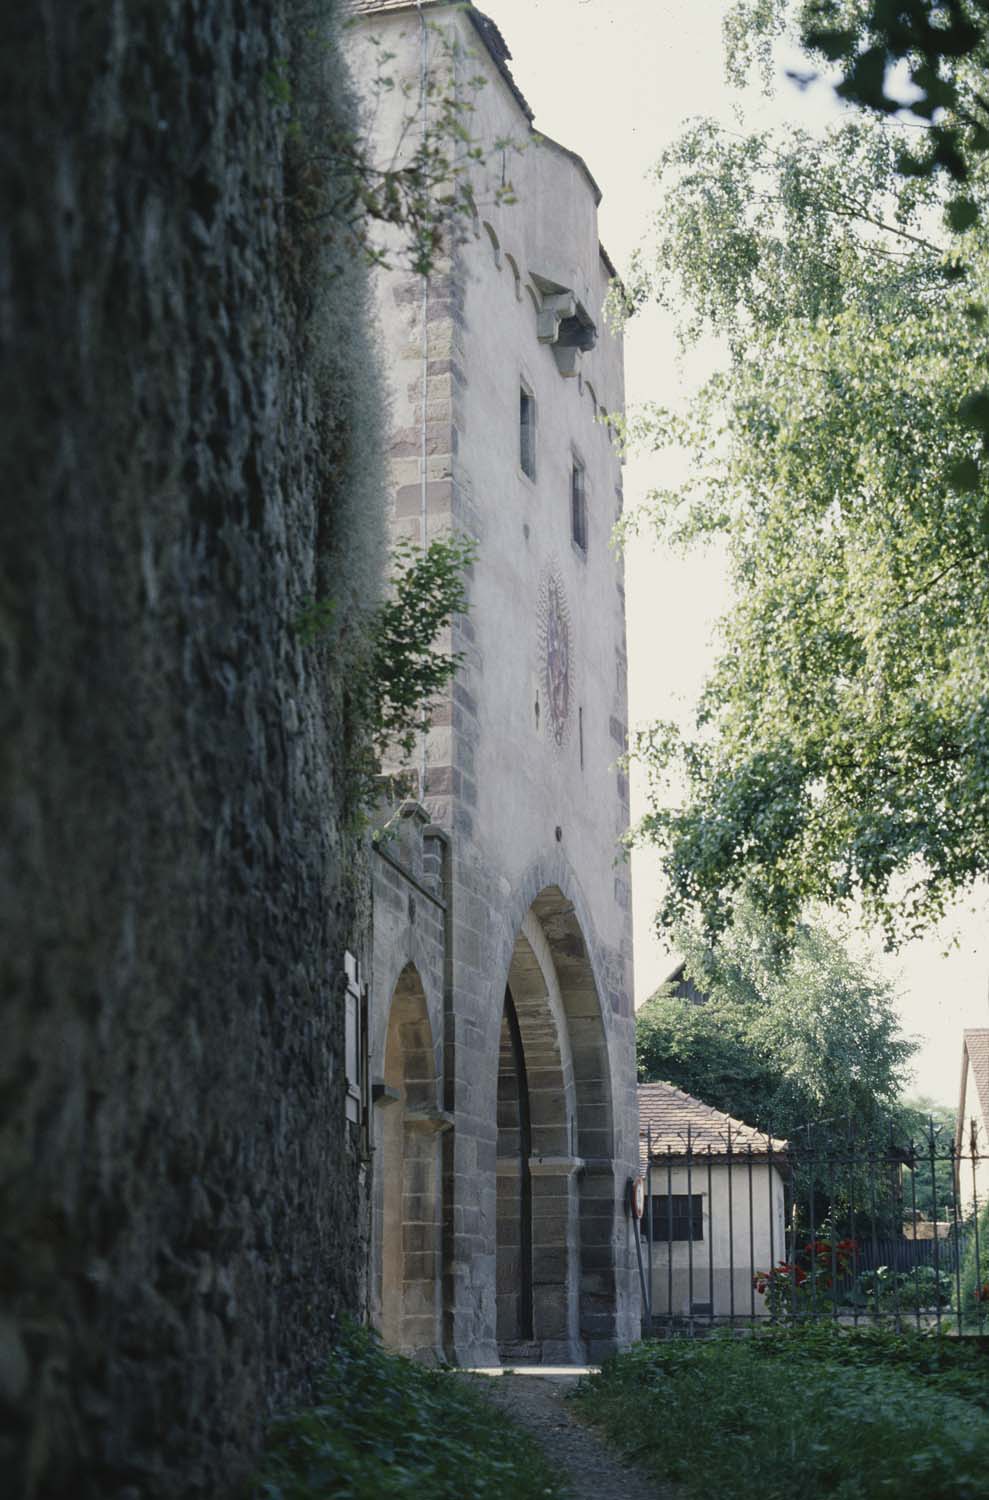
[638, 1081, 789, 1160]
[344, 0, 414, 11]
[957, 1029, 989, 1155]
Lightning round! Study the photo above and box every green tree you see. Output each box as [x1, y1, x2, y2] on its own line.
[899, 1096, 957, 1217]
[637, 904, 916, 1150]
[725, 0, 989, 208]
[624, 21, 989, 945]
[298, 534, 477, 815]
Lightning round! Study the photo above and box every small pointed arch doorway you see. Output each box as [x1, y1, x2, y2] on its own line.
[376, 963, 444, 1359]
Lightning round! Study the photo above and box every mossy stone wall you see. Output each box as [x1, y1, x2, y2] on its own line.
[0, 2, 381, 1495]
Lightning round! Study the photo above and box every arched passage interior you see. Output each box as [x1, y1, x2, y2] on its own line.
[495, 892, 617, 1361]
[377, 964, 443, 1358]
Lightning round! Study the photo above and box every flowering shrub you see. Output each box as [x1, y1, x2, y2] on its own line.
[754, 1238, 857, 1317]
[755, 1242, 957, 1318]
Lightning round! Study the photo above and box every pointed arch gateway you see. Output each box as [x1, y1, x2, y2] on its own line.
[496, 887, 617, 1362]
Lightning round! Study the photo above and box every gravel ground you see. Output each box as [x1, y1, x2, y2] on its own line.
[464, 1371, 678, 1500]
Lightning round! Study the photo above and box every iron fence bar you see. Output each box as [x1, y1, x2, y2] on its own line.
[646, 1124, 654, 1332]
[767, 1131, 776, 1325]
[707, 1145, 715, 1330]
[808, 1137, 818, 1323]
[928, 1119, 943, 1337]
[828, 1151, 838, 1324]
[949, 1136, 963, 1335]
[666, 1145, 673, 1331]
[788, 1147, 798, 1323]
[633, 1187, 651, 1327]
[888, 1127, 902, 1331]
[727, 1123, 736, 1330]
[908, 1137, 921, 1332]
[686, 1127, 695, 1337]
[972, 1128, 983, 1334]
[869, 1148, 880, 1326]
[747, 1144, 756, 1323]
[848, 1138, 860, 1329]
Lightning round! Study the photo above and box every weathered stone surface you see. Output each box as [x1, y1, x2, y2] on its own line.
[1, 2, 378, 1494]
[354, 0, 640, 1371]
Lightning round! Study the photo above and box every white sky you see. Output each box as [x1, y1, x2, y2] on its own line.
[475, 0, 989, 1105]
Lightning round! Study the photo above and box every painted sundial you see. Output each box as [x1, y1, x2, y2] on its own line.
[537, 566, 573, 748]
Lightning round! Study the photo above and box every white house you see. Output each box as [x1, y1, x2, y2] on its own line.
[638, 1082, 789, 1323]
[955, 1029, 989, 1217]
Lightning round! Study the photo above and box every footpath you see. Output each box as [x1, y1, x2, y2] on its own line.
[465, 1368, 677, 1500]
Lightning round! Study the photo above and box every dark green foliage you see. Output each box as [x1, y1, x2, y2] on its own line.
[298, 535, 476, 812]
[900, 1098, 958, 1217]
[254, 1324, 562, 1499]
[367, 536, 477, 763]
[573, 1330, 989, 1500]
[801, 1, 989, 192]
[853, 1262, 954, 1311]
[636, 904, 914, 1151]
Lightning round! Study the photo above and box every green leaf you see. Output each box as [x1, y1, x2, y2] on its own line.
[946, 196, 979, 232]
[959, 389, 989, 433]
[948, 456, 980, 492]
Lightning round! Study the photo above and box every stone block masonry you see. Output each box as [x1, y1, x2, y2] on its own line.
[353, 0, 641, 1369]
[1, 1, 382, 1495]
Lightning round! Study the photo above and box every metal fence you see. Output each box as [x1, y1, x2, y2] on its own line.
[633, 1121, 989, 1337]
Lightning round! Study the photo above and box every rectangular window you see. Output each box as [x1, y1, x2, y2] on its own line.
[520, 386, 535, 479]
[571, 459, 587, 551]
[644, 1194, 704, 1242]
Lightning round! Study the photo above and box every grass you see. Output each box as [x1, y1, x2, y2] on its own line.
[253, 1323, 564, 1499]
[958, 1201, 989, 1328]
[571, 1326, 989, 1500]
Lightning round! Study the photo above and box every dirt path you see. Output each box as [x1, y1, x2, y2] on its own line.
[465, 1371, 677, 1500]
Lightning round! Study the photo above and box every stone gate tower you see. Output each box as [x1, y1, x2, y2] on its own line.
[348, 0, 639, 1364]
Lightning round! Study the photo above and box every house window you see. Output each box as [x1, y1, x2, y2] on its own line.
[571, 459, 587, 551]
[644, 1194, 704, 1242]
[520, 385, 536, 479]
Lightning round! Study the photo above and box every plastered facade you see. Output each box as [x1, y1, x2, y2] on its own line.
[645, 1162, 788, 1320]
[351, 1, 639, 1364]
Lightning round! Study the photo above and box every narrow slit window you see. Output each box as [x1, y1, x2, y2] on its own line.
[520, 386, 535, 479]
[571, 458, 587, 551]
